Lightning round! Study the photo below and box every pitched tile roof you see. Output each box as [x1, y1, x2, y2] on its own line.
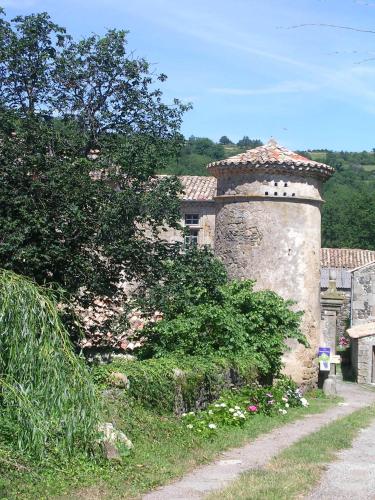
[208, 139, 334, 179]
[178, 175, 217, 201]
[320, 248, 375, 269]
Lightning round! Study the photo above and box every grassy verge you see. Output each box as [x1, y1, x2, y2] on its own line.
[0, 393, 336, 499]
[209, 404, 375, 500]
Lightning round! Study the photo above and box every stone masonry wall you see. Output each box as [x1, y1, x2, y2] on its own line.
[356, 335, 375, 384]
[214, 173, 323, 386]
[352, 263, 375, 326]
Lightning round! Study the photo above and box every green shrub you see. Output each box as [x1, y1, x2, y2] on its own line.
[136, 280, 307, 376]
[0, 270, 100, 461]
[93, 355, 258, 414]
[181, 377, 309, 436]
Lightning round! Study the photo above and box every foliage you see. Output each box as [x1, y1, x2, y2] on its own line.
[0, 270, 100, 461]
[322, 175, 375, 249]
[135, 246, 228, 321]
[182, 377, 309, 436]
[237, 136, 263, 148]
[137, 280, 306, 376]
[161, 135, 265, 176]
[92, 354, 258, 414]
[219, 135, 233, 145]
[0, 10, 188, 302]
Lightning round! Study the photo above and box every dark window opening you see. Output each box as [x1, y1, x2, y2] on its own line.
[284, 182, 288, 187]
[283, 192, 287, 196]
[274, 192, 278, 196]
[185, 214, 199, 226]
[265, 191, 269, 195]
[292, 193, 295, 197]
[274, 182, 278, 186]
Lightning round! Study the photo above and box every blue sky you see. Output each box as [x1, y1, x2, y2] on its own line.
[3, 0, 375, 150]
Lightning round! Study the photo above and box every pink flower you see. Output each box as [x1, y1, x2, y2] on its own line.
[247, 405, 258, 413]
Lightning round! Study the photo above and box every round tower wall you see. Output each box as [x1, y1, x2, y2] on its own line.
[216, 171, 322, 200]
[214, 174, 323, 386]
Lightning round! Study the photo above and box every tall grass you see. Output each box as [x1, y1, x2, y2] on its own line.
[0, 270, 100, 461]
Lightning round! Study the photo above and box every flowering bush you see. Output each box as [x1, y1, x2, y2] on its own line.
[182, 377, 308, 436]
[338, 336, 350, 348]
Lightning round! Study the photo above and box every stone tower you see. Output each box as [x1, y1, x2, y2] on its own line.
[207, 140, 334, 385]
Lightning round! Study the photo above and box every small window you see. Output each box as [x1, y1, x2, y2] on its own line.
[185, 214, 199, 226]
[274, 192, 278, 196]
[265, 191, 269, 196]
[184, 229, 199, 247]
[274, 182, 278, 187]
[283, 192, 287, 196]
[292, 193, 296, 197]
[284, 182, 288, 187]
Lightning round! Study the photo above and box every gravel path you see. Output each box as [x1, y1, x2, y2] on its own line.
[307, 410, 375, 499]
[143, 382, 375, 500]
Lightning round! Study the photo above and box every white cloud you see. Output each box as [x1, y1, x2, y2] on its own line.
[210, 81, 320, 96]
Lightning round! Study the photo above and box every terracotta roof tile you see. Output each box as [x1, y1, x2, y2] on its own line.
[179, 175, 217, 201]
[208, 139, 334, 179]
[320, 248, 375, 269]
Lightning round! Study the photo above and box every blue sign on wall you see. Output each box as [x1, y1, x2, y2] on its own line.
[318, 347, 331, 372]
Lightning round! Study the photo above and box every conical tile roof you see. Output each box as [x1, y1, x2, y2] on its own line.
[207, 139, 334, 179]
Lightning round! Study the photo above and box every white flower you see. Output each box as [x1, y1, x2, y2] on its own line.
[239, 413, 246, 419]
[208, 423, 217, 429]
[214, 404, 221, 408]
[220, 403, 227, 408]
[279, 409, 287, 415]
[282, 397, 288, 402]
[182, 413, 187, 417]
[229, 408, 235, 413]
[188, 411, 195, 415]
[208, 409, 213, 415]
[187, 424, 193, 429]
[285, 403, 289, 408]
[301, 398, 309, 407]
[234, 406, 241, 410]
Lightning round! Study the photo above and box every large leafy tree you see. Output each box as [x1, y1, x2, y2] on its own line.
[0, 10, 189, 302]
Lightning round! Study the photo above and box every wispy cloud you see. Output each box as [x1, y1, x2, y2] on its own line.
[210, 81, 320, 96]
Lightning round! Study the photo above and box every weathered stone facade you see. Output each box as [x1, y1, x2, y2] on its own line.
[351, 262, 375, 326]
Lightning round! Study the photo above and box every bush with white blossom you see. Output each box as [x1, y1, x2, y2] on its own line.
[182, 377, 309, 436]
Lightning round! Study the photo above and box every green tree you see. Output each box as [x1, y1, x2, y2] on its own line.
[0, 10, 189, 302]
[137, 280, 305, 376]
[135, 246, 228, 320]
[219, 135, 232, 145]
[237, 136, 263, 148]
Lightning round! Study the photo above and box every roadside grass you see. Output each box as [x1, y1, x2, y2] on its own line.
[0, 393, 336, 499]
[208, 403, 375, 500]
